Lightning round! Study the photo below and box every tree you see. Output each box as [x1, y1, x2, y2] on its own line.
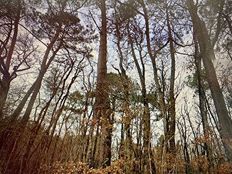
[0, 0, 33, 118]
[10, 0, 93, 123]
[187, 0, 232, 161]
[93, 0, 112, 167]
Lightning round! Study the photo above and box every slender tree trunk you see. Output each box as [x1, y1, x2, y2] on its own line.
[115, 19, 133, 171]
[194, 33, 213, 171]
[177, 119, 191, 173]
[140, 4, 166, 172]
[164, 8, 177, 173]
[166, 8, 176, 155]
[187, 0, 232, 161]
[140, 0, 166, 122]
[128, 26, 152, 173]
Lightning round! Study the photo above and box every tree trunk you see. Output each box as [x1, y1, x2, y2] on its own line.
[116, 20, 133, 171]
[166, 7, 176, 155]
[94, 0, 112, 167]
[128, 23, 152, 173]
[194, 32, 213, 171]
[0, 80, 10, 118]
[11, 29, 61, 122]
[187, 0, 232, 161]
[0, 0, 20, 118]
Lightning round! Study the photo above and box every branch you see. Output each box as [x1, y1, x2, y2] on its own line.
[88, 10, 100, 31]
[18, 23, 47, 47]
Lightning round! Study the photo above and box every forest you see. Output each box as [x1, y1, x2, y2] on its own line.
[0, 0, 232, 173]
